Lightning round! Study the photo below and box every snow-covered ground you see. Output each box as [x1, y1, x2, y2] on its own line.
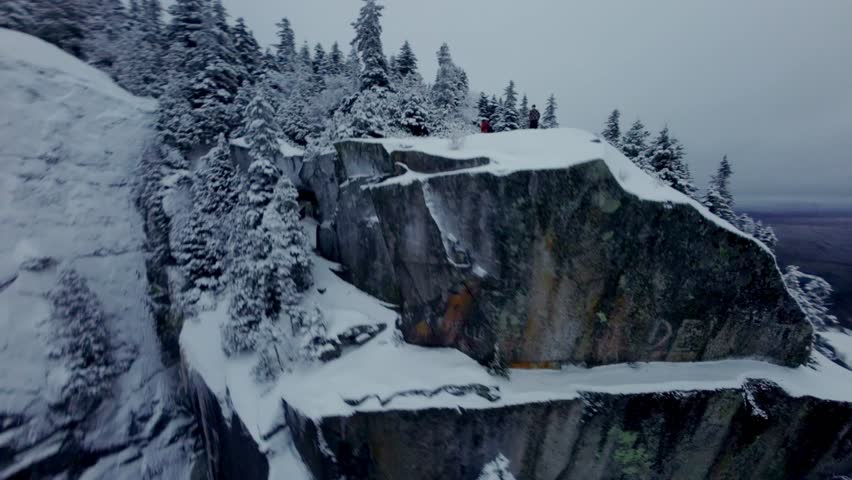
[0, 29, 195, 479]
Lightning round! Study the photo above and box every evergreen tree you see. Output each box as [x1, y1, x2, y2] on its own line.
[196, 134, 240, 216]
[175, 212, 223, 290]
[601, 109, 621, 147]
[542, 94, 559, 129]
[477, 92, 490, 121]
[83, 0, 127, 75]
[1, 0, 88, 57]
[396, 40, 418, 78]
[398, 82, 430, 136]
[783, 265, 838, 330]
[620, 119, 650, 167]
[646, 127, 697, 197]
[167, 0, 205, 49]
[494, 81, 519, 131]
[243, 80, 282, 218]
[518, 94, 530, 129]
[346, 46, 361, 86]
[232, 18, 262, 77]
[432, 43, 468, 113]
[328, 42, 344, 75]
[351, 0, 390, 91]
[49, 269, 127, 403]
[702, 155, 736, 223]
[186, 2, 247, 144]
[274, 17, 297, 71]
[487, 95, 500, 124]
[313, 43, 328, 75]
[298, 41, 313, 69]
[736, 213, 778, 250]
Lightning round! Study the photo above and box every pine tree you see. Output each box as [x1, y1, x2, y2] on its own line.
[477, 93, 490, 121]
[83, 0, 127, 75]
[175, 212, 223, 290]
[620, 119, 651, 167]
[328, 42, 344, 75]
[232, 18, 262, 77]
[1, 0, 89, 57]
[432, 43, 467, 113]
[186, 2, 247, 144]
[274, 17, 297, 71]
[396, 40, 418, 78]
[398, 81, 430, 137]
[601, 109, 621, 147]
[494, 81, 519, 131]
[646, 127, 697, 197]
[542, 94, 559, 129]
[49, 269, 127, 403]
[518, 94, 530, 129]
[351, 0, 390, 91]
[196, 134, 240, 216]
[783, 265, 838, 330]
[313, 43, 328, 75]
[243, 80, 282, 218]
[702, 155, 736, 223]
[167, 0, 205, 49]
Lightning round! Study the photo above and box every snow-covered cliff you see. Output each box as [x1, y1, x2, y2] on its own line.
[0, 29, 196, 479]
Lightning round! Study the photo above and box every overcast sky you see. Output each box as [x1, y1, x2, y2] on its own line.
[222, 0, 852, 209]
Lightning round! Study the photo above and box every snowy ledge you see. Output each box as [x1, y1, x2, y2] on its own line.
[356, 129, 773, 254]
[182, 227, 852, 446]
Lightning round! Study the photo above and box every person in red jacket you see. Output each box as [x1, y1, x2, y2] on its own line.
[480, 118, 492, 133]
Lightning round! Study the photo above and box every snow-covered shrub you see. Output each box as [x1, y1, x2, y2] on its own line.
[784, 265, 838, 330]
[477, 453, 516, 480]
[48, 269, 131, 406]
[251, 307, 327, 383]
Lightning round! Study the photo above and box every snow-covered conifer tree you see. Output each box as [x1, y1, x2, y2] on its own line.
[351, 0, 390, 91]
[601, 109, 621, 147]
[646, 127, 697, 197]
[48, 269, 127, 404]
[493, 81, 519, 131]
[620, 119, 650, 168]
[702, 155, 737, 223]
[196, 134, 240, 217]
[328, 42, 344, 75]
[518, 94, 530, 129]
[783, 265, 838, 330]
[396, 40, 418, 78]
[274, 17, 297, 71]
[231, 17, 262, 77]
[542, 94, 559, 129]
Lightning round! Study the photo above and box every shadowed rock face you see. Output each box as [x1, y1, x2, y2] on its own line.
[329, 142, 812, 367]
[285, 381, 852, 480]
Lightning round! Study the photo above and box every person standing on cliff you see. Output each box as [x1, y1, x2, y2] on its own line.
[529, 105, 541, 129]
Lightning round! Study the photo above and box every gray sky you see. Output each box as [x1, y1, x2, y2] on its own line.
[223, 0, 852, 209]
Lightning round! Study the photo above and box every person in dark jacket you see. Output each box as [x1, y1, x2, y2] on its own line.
[529, 105, 541, 129]
[480, 118, 492, 133]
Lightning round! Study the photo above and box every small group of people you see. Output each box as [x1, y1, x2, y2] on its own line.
[480, 104, 541, 133]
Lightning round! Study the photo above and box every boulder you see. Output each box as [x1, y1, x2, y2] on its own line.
[329, 141, 812, 367]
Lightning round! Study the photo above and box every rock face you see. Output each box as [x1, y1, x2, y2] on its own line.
[182, 367, 269, 480]
[286, 381, 852, 480]
[325, 141, 813, 368]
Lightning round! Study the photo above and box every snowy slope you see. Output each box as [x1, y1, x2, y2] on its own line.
[0, 29, 195, 479]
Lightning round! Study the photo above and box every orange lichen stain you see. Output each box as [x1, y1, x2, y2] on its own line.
[511, 361, 560, 370]
[413, 320, 433, 342]
[439, 281, 479, 344]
